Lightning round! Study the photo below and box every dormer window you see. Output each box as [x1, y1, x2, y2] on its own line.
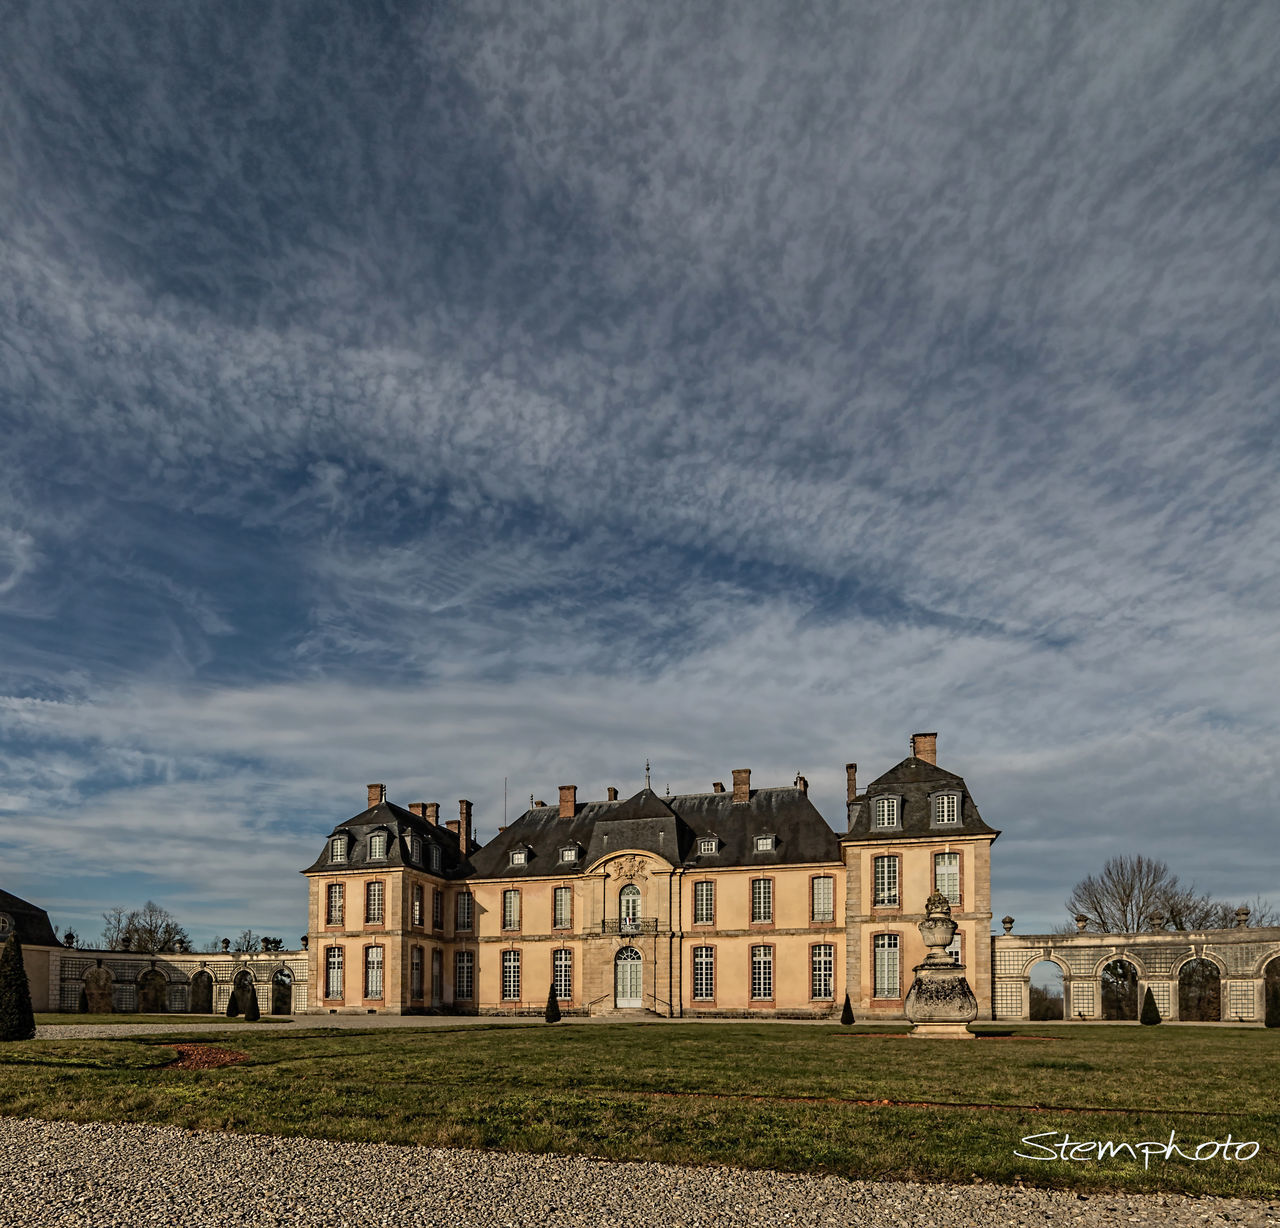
[510, 849, 528, 867]
[874, 797, 899, 828]
[559, 846, 579, 864]
[933, 793, 960, 824]
[698, 837, 718, 856]
[753, 834, 776, 852]
[409, 835, 422, 863]
[368, 831, 388, 860]
[429, 844, 442, 873]
[330, 835, 348, 863]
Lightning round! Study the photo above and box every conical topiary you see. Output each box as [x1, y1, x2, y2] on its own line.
[544, 980, 561, 1024]
[1140, 986, 1161, 1025]
[840, 993, 854, 1026]
[226, 989, 241, 1017]
[0, 935, 37, 1041]
[243, 987, 260, 1022]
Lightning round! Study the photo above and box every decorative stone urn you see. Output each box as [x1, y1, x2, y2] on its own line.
[904, 889, 978, 1039]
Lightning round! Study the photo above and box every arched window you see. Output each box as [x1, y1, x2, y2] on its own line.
[619, 884, 641, 927]
[1178, 958, 1221, 1021]
[1029, 960, 1064, 1019]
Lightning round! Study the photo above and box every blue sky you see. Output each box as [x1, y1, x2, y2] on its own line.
[2, 2, 1278, 947]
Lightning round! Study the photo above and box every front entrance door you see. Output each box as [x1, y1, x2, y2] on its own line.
[615, 947, 642, 1008]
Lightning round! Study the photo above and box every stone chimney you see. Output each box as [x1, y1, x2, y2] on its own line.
[367, 783, 386, 809]
[731, 768, 750, 804]
[457, 800, 473, 852]
[607, 786, 618, 801]
[409, 803, 425, 819]
[559, 785, 577, 818]
[794, 774, 808, 794]
[845, 763, 858, 803]
[534, 800, 546, 808]
[423, 802, 439, 825]
[445, 818, 460, 844]
[910, 733, 937, 765]
[712, 781, 725, 793]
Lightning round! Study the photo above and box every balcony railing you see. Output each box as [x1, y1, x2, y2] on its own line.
[600, 917, 658, 935]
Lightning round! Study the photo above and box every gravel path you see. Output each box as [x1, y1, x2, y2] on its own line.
[0, 1117, 1275, 1228]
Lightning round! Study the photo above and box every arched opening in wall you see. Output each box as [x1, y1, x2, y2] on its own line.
[1101, 959, 1139, 1021]
[271, 968, 293, 1016]
[1029, 960, 1064, 1020]
[1265, 957, 1280, 1028]
[137, 969, 168, 1014]
[615, 946, 642, 1008]
[232, 969, 256, 1015]
[1178, 959, 1221, 1022]
[619, 885, 641, 934]
[189, 970, 214, 1014]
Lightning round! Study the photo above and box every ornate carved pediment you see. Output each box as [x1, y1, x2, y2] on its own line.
[611, 855, 649, 882]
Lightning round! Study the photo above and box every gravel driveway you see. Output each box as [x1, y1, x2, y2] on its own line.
[1, 1117, 1275, 1228]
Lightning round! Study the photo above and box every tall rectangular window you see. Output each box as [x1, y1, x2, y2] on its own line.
[326, 883, 344, 926]
[364, 946, 384, 999]
[693, 946, 715, 1000]
[502, 889, 520, 931]
[368, 832, 387, 859]
[811, 876, 834, 923]
[934, 852, 960, 906]
[431, 949, 442, 1004]
[874, 797, 898, 828]
[553, 886, 572, 929]
[811, 943, 834, 999]
[325, 947, 343, 999]
[456, 891, 474, 931]
[366, 880, 385, 924]
[750, 878, 773, 924]
[454, 950, 474, 1000]
[874, 934, 900, 998]
[330, 836, 346, 862]
[873, 856, 899, 907]
[432, 888, 444, 929]
[693, 880, 714, 925]
[751, 945, 774, 999]
[502, 950, 521, 1000]
[410, 946, 423, 999]
[553, 949, 572, 999]
[934, 794, 958, 823]
[411, 884, 424, 927]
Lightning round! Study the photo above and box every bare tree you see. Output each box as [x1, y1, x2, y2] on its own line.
[99, 902, 190, 953]
[232, 930, 260, 953]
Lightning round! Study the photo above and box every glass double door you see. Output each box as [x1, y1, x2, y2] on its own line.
[614, 947, 642, 1008]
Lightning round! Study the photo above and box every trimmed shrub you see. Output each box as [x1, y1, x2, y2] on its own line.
[840, 993, 854, 1026]
[226, 990, 241, 1017]
[544, 981, 561, 1024]
[1140, 987, 1161, 1025]
[1265, 982, 1280, 1029]
[0, 935, 37, 1041]
[243, 988, 260, 1022]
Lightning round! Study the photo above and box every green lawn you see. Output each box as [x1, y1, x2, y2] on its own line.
[1, 1023, 1276, 1197]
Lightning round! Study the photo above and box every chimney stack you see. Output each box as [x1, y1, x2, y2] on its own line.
[712, 781, 725, 793]
[534, 800, 546, 808]
[409, 803, 425, 819]
[423, 802, 439, 826]
[731, 768, 751, 804]
[559, 785, 577, 819]
[367, 783, 386, 809]
[458, 799, 473, 852]
[607, 786, 619, 801]
[795, 774, 808, 794]
[845, 763, 858, 802]
[910, 733, 938, 765]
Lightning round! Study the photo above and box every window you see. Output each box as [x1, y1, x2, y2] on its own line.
[753, 834, 775, 852]
[874, 797, 899, 828]
[325, 947, 343, 999]
[934, 852, 960, 906]
[619, 884, 641, 925]
[369, 831, 387, 860]
[455, 950, 474, 1000]
[698, 837, 717, 855]
[945, 930, 962, 964]
[410, 835, 421, 863]
[502, 950, 521, 1000]
[456, 891, 474, 931]
[874, 933, 901, 998]
[410, 947, 423, 999]
[693, 880, 714, 925]
[811, 943, 835, 999]
[502, 889, 520, 931]
[330, 835, 347, 863]
[326, 883, 344, 926]
[432, 887, 444, 929]
[510, 849, 527, 867]
[873, 856, 899, 907]
[751, 945, 774, 999]
[751, 878, 773, 924]
[431, 949, 442, 1005]
[553, 886, 572, 929]
[811, 876, 834, 923]
[553, 949, 572, 999]
[364, 946, 384, 999]
[559, 846, 578, 863]
[411, 884, 424, 927]
[933, 793, 959, 824]
[693, 946, 715, 1000]
[430, 844, 442, 873]
[366, 881, 385, 924]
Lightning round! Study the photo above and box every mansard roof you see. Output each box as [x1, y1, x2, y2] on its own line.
[0, 887, 62, 947]
[844, 756, 1000, 841]
[300, 800, 475, 878]
[467, 784, 841, 879]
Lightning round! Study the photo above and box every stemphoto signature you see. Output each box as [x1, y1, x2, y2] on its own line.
[1016, 1131, 1261, 1170]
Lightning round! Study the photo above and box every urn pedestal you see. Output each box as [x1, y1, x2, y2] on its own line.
[904, 890, 978, 1039]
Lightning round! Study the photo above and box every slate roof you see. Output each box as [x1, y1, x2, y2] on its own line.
[467, 785, 842, 879]
[844, 756, 1000, 842]
[0, 887, 62, 946]
[301, 800, 476, 878]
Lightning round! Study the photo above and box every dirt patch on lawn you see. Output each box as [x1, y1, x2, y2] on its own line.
[161, 1043, 249, 1071]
